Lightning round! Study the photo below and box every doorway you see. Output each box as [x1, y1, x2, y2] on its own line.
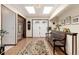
[17, 15, 26, 42]
[33, 19, 48, 37]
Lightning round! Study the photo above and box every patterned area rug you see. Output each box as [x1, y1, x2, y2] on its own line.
[17, 40, 51, 55]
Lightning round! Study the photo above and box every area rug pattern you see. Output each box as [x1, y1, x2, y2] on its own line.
[17, 40, 51, 55]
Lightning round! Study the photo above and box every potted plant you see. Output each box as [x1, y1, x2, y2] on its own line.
[0, 29, 8, 45]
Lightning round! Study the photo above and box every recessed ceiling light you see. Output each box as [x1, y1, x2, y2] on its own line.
[25, 6, 35, 14]
[43, 6, 53, 14]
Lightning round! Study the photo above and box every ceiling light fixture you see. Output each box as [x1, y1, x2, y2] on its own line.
[43, 6, 53, 14]
[25, 6, 35, 14]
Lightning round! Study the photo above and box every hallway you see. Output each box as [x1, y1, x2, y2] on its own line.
[0, 4, 79, 55]
[5, 38, 64, 55]
[1, 1, 79, 59]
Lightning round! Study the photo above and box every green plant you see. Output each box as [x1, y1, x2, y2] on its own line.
[55, 24, 61, 31]
[0, 30, 8, 37]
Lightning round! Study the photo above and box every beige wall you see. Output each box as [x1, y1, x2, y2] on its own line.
[57, 4, 79, 55]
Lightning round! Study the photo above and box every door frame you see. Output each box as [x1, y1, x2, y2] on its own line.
[32, 19, 49, 38]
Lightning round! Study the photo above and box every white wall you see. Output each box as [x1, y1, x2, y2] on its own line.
[57, 4, 79, 55]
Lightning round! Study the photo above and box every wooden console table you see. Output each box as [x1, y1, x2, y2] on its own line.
[66, 33, 77, 55]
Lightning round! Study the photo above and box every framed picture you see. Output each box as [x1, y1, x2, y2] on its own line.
[64, 16, 71, 25]
[72, 16, 79, 24]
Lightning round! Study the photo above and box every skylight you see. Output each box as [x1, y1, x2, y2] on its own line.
[25, 6, 35, 14]
[43, 6, 53, 14]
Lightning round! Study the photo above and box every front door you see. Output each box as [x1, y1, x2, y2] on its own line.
[33, 19, 48, 37]
[33, 20, 40, 37]
[39, 20, 48, 37]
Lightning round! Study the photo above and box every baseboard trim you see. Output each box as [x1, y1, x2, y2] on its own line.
[4, 44, 16, 46]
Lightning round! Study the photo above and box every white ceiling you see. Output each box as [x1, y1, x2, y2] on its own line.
[5, 4, 61, 18]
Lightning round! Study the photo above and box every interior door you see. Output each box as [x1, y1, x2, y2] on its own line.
[40, 20, 48, 37]
[1, 5, 16, 45]
[33, 19, 48, 37]
[33, 20, 40, 37]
